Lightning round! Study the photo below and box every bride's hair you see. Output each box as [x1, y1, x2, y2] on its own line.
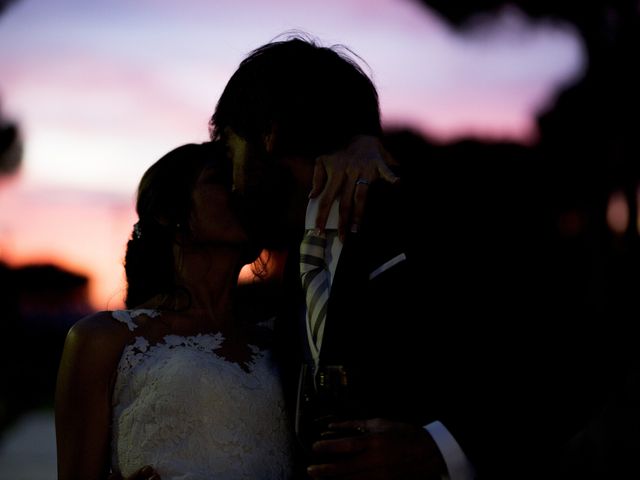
[124, 142, 226, 308]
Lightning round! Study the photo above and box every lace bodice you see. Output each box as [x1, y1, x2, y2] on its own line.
[110, 310, 293, 479]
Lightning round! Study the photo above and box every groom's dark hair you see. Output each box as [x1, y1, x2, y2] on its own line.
[210, 33, 382, 160]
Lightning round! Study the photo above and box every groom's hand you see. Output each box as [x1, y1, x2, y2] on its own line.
[309, 135, 399, 240]
[307, 418, 446, 480]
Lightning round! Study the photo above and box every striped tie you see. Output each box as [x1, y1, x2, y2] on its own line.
[299, 229, 330, 368]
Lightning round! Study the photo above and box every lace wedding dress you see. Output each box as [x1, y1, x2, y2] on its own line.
[110, 309, 293, 479]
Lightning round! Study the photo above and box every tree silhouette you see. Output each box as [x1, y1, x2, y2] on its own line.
[0, 0, 22, 178]
[401, 3, 640, 477]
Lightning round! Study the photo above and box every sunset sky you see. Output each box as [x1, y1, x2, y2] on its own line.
[0, 0, 585, 309]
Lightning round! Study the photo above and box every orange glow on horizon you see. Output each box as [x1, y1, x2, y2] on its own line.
[0, 178, 136, 311]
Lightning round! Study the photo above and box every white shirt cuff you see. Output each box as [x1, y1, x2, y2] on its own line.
[425, 421, 476, 480]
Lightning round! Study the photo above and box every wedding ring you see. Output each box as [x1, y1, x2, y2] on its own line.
[355, 178, 370, 186]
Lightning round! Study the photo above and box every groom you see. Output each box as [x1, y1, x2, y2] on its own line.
[209, 35, 468, 480]
[210, 35, 575, 479]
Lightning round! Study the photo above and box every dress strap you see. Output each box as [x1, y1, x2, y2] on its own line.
[111, 309, 160, 331]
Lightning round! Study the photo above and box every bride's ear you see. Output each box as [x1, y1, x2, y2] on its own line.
[154, 210, 185, 233]
[154, 212, 173, 228]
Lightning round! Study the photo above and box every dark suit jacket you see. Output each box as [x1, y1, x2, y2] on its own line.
[275, 169, 634, 479]
[318, 180, 434, 424]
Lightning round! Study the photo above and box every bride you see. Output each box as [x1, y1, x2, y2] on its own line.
[55, 141, 293, 480]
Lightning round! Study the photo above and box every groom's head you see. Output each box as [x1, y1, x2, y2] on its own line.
[211, 33, 381, 164]
[210, 34, 382, 247]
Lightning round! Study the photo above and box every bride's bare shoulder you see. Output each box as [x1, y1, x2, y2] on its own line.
[62, 311, 137, 365]
[69, 310, 129, 336]
[56, 311, 150, 418]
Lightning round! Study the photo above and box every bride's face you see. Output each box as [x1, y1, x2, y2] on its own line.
[189, 165, 248, 246]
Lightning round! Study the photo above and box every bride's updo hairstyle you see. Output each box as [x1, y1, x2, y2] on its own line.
[124, 141, 229, 308]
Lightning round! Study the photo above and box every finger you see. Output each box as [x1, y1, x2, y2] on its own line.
[308, 156, 328, 199]
[349, 181, 370, 235]
[338, 178, 357, 240]
[127, 465, 157, 480]
[329, 418, 387, 433]
[307, 463, 335, 479]
[312, 435, 368, 456]
[314, 170, 345, 232]
[307, 463, 344, 479]
[307, 454, 372, 478]
[377, 156, 400, 184]
[327, 419, 366, 430]
[379, 163, 400, 185]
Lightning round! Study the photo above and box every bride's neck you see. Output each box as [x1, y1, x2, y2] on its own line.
[171, 244, 243, 331]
